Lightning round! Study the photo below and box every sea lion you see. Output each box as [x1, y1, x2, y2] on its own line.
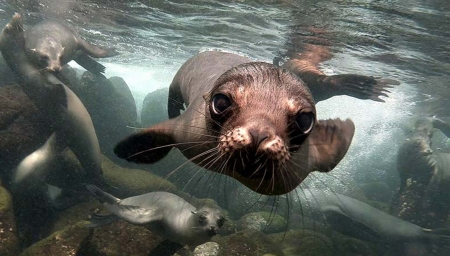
[0, 14, 109, 205]
[114, 50, 399, 195]
[24, 18, 118, 74]
[391, 117, 450, 228]
[86, 184, 226, 254]
[296, 188, 450, 255]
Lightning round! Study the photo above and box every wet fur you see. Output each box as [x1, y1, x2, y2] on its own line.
[115, 51, 355, 195]
[86, 185, 225, 248]
[0, 14, 108, 204]
[24, 19, 118, 73]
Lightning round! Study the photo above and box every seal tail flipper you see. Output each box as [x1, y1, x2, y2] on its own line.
[114, 118, 177, 163]
[86, 184, 120, 204]
[307, 118, 355, 173]
[149, 240, 184, 256]
[73, 51, 106, 74]
[78, 38, 119, 58]
[423, 228, 450, 248]
[86, 212, 118, 228]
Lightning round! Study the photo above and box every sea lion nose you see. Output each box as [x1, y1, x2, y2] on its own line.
[249, 129, 270, 149]
[208, 226, 218, 235]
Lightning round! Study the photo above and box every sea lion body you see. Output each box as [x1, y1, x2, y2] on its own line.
[24, 20, 118, 73]
[391, 117, 450, 228]
[298, 189, 450, 254]
[86, 185, 226, 248]
[0, 14, 107, 205]
[115, 51, 356, 195]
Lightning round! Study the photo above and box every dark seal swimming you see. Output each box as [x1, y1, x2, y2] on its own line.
[115, 50, 398, 195]
[391, 117, 450, 228]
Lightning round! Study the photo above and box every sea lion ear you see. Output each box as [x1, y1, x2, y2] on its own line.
[307, 118, 355, 173]
[114, 118, 177, 164]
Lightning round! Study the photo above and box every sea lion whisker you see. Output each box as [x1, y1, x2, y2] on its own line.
[270, 161, 276, 192]
[182, 150, 227, 193]
[160, 123, 224, 136]
[254, 159, 270, 192]
[309, 173, 352, 214]
[169, 95, 231, 133]
[161, 148, 219, 190]
[248, 160, 266, 179]
[127, 141, 217, 160]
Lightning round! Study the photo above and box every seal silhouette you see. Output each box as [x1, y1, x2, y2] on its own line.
[298, 188, 450, 255]
[391, 117, 450, 228]
[115, 51, 358, 195]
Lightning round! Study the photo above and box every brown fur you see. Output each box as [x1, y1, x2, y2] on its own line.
[115, 51, 355, 195]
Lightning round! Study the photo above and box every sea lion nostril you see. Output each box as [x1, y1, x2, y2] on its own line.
[249, 129, 270, 148]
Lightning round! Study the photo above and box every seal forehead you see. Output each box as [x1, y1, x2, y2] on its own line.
[212, 62, 315, 113]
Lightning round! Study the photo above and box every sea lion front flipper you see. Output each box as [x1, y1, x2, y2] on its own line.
[307, 118, 355, 173]
[73, 50, 107, 74]
[315, 74, 400, 102]
[78, 38, 119, 58]
[114, 118, 178, 163]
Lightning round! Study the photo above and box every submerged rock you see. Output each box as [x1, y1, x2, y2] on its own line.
[0, 84, 52, 178]
[19, 221, 92, 256]
[268, 229, 333, 256]
[0, 183, 20, 256]
[238, 212, 287, 234]
[330, 231, 378, 256]
[77, 71, 137, 160]
[193, 242, 220, 256]
[84, 220, 161, 256]
[218, 229, 284, 256]
[141, 87, 169, 127]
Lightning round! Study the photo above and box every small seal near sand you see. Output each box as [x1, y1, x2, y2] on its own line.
[24, 19, 118, 74]
[115, 51, 359, 195]
[86, 185, 226, 254]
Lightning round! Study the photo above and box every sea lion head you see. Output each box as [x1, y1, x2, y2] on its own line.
[203, 62, 355, 195]
[397, 117, 437, 179]
[191, 206, 226, 238]
[114, 62, 354, 196]
[30, 38, 64, 72]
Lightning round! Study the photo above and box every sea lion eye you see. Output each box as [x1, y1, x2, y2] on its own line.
[295, 112, 315, 133]
[211, 93, 231, 115]
[198, 214, 207, 223]
[39, 54, 49, 62]
[217, 217, 226, 227]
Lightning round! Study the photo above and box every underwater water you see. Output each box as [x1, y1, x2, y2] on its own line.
[0, 0, 450, 255]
